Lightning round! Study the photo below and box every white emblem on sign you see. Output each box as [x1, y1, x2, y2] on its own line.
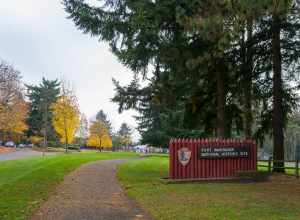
[178, 147, 191, 166]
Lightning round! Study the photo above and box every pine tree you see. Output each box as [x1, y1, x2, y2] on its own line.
[26, 78, 60, 147]
[96, 110, 112, 135]
[63, 0, 300, 170]
[118, 123, 132, 146]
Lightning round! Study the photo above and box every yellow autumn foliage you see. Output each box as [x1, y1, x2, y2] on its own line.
[0, 96, 28, 134]
[52, 95, 80, 145]
[87, 135, 112, 149]
[29, 136, 43, 145]
[87, 121, 112, 149]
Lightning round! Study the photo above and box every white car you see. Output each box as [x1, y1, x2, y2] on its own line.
[5, 141, 15, 147]
[18, 144, 26, 148]
[27, 144, 34, 148]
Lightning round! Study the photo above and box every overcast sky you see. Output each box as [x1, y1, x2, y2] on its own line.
[0, 0, 140, 140]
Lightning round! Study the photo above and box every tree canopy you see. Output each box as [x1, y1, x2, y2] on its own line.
[52, 88, 80, 151]
[118, 122, 132, 146]
[0, 61, 28, 139]
[87, 121, 112, 149]
[64, 0, 300, 172]
[96, 109, 112, 134]
[26, 78, 60, 147]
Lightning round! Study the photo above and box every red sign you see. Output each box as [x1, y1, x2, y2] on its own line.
[169, 139, 257, 180]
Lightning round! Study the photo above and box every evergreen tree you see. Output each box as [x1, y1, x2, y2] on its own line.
[26, 78, 60, 147]
[63, 0, 300, 173]
[95, 109, 112, 134]
[118, 123, 132, 146]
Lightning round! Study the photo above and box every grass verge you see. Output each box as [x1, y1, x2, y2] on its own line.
[118, 156, 300, 220]
[0, 151, 137, 220]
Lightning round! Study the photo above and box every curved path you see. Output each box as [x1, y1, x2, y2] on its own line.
[31, 159, 151, 220]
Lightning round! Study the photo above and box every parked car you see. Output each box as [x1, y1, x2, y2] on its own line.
[18, 144, 26, 148]
[26, 143, 34, 148]
[133, 145, 147, 153]
[5, 141, 15, 147]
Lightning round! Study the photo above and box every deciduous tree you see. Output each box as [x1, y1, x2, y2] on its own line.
[52, 84, 80, 152]
[0, 61, 28, 141]
[118, 123, 132, 146]
[87, 121, 112, 151]
[76, 113, 88, 147]
[96, 109, 112, 135]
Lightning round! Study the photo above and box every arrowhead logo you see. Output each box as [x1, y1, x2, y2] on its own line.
[178, 147, 191, 166]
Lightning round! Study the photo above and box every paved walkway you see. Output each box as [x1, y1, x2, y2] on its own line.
[0, 148, 46, 161]
[31, 159, 151, 220]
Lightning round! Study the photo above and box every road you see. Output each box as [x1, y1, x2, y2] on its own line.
[0, 148, 54, 161]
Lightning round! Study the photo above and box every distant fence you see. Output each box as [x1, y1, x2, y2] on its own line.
[112, 146, 168, 153]
[169, 139, 257, 180]
[257, 158, 299, 178]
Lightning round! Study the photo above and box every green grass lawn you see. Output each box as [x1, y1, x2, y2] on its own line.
[0, 151, 137, 220]
[118, 155, 300, 220]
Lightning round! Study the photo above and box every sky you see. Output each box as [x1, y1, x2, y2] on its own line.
[0, 0, 140, 140]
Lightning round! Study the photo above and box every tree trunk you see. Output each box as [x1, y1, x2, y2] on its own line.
[99, 138, 102, 152]
[216, 59, 226, 138]
[271, 14, 285, 173]
[65, 136, 68, 153]
[244, 19, 253, 139]
[65, 142, 68, 153]
[64, 116, 68, 153]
